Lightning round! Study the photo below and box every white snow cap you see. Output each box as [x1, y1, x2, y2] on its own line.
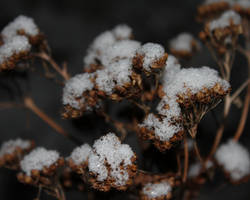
[20, 147, 60, 175]
[88, 133, 135, 186]
[142, 181, 172, 199]
[209, 10, 241, 31]
[136, 42, 165, 71]
[0, 138, 31, 157]
[62, 73, 94, 109]
[215, 139, 250, 180]
[69, 143, 92, 165]
[188, 160, 213, 178]
[112, 24, 132, 39]
[141, 113, 182, 141]
[100, 40, 140, 66]
[83, 24, 133, 66]
[163, 66, 230, 99]
[162, 55, 181, 86]
[2, 15, 39, 42]
[170, 33, 194, 52]
[95, 58, 133, 94]
[0, 36, 31, 65]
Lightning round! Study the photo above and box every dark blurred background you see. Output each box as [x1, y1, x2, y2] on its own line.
[0, 0, 250, 199]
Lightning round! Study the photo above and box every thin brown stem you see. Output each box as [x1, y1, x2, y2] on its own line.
[182, 136, 189, 183]
[24, 97, 78, 144]
[194, 140, 203, 164]
[33, 52, 70, 81]
[233, 85, 250, 141]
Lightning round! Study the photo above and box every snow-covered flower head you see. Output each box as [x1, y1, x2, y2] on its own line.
[215, 139, 250, 181]
[140, 179, 174, 200]
[62, 73, 100, 118]
[133, 43, 167, 74]
[68, 143, 92, 173]
[18, 147, 64, 186]
[0, 138, 34, 168]
[88, 133, 137, 191]
[169, 33, 200, 59]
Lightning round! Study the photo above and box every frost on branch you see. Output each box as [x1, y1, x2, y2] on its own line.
[140, 63, 230, 151]
[169, 33, 200, 59]
[18, 147, 64, 185]
[68, 143, 92, 174]
[215, 139, 250, 182]
[0, 15, 43, 71]
[0, 138, 34, 169]
[88, 133, 137, 191]
[140, 179, 174, 200]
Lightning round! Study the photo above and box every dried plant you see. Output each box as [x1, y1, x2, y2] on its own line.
[1, 1, 250, 199]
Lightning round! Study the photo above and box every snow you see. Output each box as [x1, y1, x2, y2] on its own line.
[0, 36, 31, 65]
[88, 133, 135, 186]
[188, 160, 213, 178]
[161, 55, 181, 86]
[69, 144, 92, 165]
[2, 15, 39, 42]
[170, 33, 194, 52]
[62, 73, 94, 109]
[112, 24, 132, 39]
[142, 181, 172, 198]
[209, 10, 241, 31]
[100, 40, 140, 66]
[20, 147, 60, 176]
[136, 43, 165, 71]
[95, 69, 115, 95]
[215, 139, 250, 180]
[140, 113, 182, 141]
[0, 138, 31, 157]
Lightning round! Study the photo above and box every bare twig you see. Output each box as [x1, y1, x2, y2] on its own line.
[33, 52, 70, 81]
[182, 136, 189, 183]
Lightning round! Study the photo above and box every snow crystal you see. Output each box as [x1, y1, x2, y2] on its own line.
[136, 43, 165, 71]
[142, 181, 172, 198]
[141, 113, 182, 141]
[109, 58, 133, 86]
[112, 24, 132, 40]
[69, 144, 92, 165]
[20, 147, 59, 175]
[170, 33, 194, 52]
[83, 31, 116, 65]
[88, 133, 134, 186]
[95, 69, 115, 95]
[100, 40, 140, 66]
[162, 55, 181, 86]
[209, 10, 241, 31]
[215, 139, 250, 180]
[0, 36, 31, 64]
[0, 138, 31, 157]
[2, 15, 39, 42]
[62, 73, 94, 109]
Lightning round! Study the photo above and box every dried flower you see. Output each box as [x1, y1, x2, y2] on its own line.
[169, 33, 200, 59]
[0, 138, 34, 169]
[18, 147, 64, 186]
[140, 178, 175, 200]
[68, 143, 92, 174]
[215, 139, 250, 183]
[88, 133, 137, 191]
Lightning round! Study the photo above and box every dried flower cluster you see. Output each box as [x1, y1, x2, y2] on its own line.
[1, 2, 250, 199]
